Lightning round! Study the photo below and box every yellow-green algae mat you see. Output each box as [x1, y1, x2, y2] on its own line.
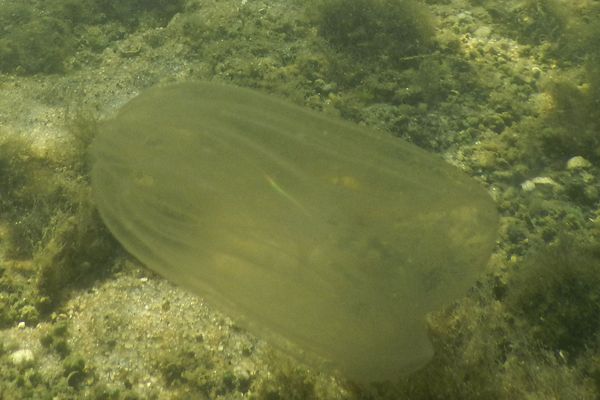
[90, 82, 498, 382]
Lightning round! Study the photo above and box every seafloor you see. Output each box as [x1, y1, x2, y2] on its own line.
[0, 0, 599, 399]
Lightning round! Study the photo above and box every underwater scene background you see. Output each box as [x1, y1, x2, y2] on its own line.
[0, 0, 599, 398]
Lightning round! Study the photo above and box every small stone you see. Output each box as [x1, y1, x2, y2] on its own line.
[474, 26, 492, 39]
[521, 180, 536, 192]
[531, 176, 558, 186]
[567, 156, 592, 170]
[10, 349, 35, 366]
[521, 177, 558, 192]
[233, 359, 255, 381]
[474, 150, 496, 168]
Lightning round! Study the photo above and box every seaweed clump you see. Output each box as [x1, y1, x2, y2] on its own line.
[0, 117, 117, 323]
[0, 5, 73, 74]
[523, 61, 600, 167]
[312, 0, 435, 64]
[0, 0, 184, 74]
[506, 235, 600, 360]
[480, 0, 568, 46]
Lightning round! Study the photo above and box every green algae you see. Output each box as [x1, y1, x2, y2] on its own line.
[0, 122, 117, 323]
[0, 0, 184, 75]
[90, 81, 498, 382]
[507, 235, 600, 358]
[311, 0, 435, 63]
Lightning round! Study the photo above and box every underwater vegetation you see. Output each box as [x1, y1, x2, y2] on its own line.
[477, 0, 600, 63]
[506, 235, 600, 360]
[311, 0, 435, 63]
[532, 61, 600, 163]
[299, 0, 483, 151]
[486, 57, 600, 174]
[90, 81, 498, 382]
[0, 0, 184, 74]
[0, 7, 72, 74]
[0, 126, 124, 397]
[464, 0, 600, 177]
[478, 0, 568, 45]
[0, 125, 116, 325]
[307, 0, 438, 96]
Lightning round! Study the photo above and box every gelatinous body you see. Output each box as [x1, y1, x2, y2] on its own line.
[90, 82, 498, 382]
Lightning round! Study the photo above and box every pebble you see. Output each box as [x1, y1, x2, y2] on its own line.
[474, 26, 492, 39]
[521, 176, 559, 192]
[521, 180, 536, 192]
[566, 156, 592, 170]
[233, 359, 256, 381]
[10, 349, 35, 366]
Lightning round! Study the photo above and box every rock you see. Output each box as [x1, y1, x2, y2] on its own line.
[10, 349, 35, 367]
[521, 180, 536, 192]
[521, 177, 559, 192]
[474, 26, 492, 39]
[233, 359, 255, 381]
[567, 156, 591, 170]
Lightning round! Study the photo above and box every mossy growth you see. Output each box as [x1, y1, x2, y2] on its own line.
[0, 135, 58, 259]
[62, 354, 87, 388]
[480, 0, 600, 64]
[54, 0, 186, 30]
[157, 349, 251, 398]
[506, 234, 600, 360]
[481, 0, 568, 45]
[32, 174, 118, 314]
[310, 0, 435, 64]
[0, 117, 118, 320]
[554, 2, 600, 62]
[0, 0, 184, 74]
[251, 366, 317, 400]
[0, 5, 74, 74]
[40, 321, 72, 359]
[517, 61, 600, 168]
[0, 118, 140, 397]
[0, 318, 145, 398]
[0, 260, 40, 327]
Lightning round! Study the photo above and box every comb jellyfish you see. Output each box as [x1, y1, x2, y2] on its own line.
[90, 82, 498, 382]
